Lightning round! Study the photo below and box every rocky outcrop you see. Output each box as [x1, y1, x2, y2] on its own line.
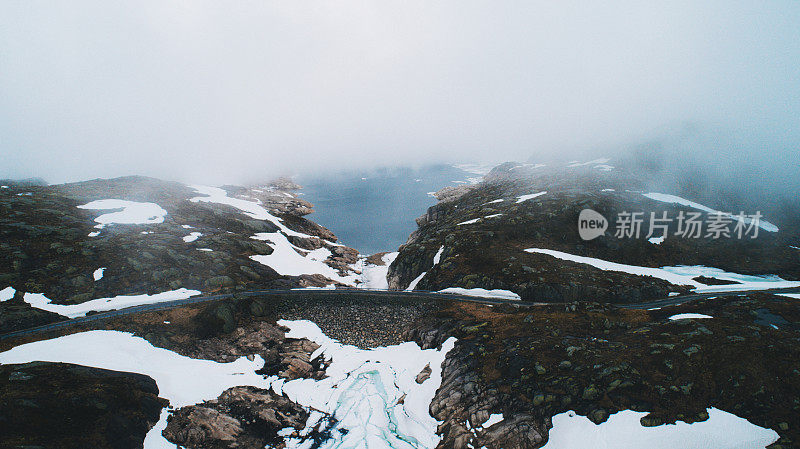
[163, 386, 310, 449]
[0, 361, 166, 449]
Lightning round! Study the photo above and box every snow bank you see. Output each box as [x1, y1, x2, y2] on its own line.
[358, 252, 399, 290]
[642, 193, 778, 232]
[669, 313, 713, 320]
[22, 288, 200, 318]
[516, 191, 547, 204]
[438, 287, 521, 300]
[78, 199, 167, 228]
[277, 319, 457, 449]
[541, 408, 778, 449]
[250, 232, 356, 285]
[524, 248, 800, 293]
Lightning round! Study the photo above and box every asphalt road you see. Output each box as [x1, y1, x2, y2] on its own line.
[3, 286, 800, 341]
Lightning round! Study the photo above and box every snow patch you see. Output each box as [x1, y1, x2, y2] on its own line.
[250, 232, 355, 285]
[78, 199, 167, 228]
[93, 268, 105, 281]
[648, 236, 665, 245]
[182, 231, 202, 243]
[22, 288, 200, 318]
[778, 293, 800, 299]
[541, 408, 777, 449]
[669, 313, 713, 320]
[524, 248, 800, 293]
[516, 191, 547, 204]
[0, 287, 14, 301]
[457, 218, 481, 226]
[438, 287, 521, 300]
[481, 413, 504, 428]
[642, 192, 778, 232]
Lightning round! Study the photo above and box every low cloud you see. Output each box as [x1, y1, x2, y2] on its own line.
[1, 1, 798, 187]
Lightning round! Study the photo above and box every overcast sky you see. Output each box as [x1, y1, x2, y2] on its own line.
[1, 1, 799, 184]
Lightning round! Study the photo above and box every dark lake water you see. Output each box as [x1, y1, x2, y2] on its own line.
[297, 165, 484, 255]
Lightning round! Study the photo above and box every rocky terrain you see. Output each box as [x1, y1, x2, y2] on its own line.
[1, 166, 798, 449]
[0, 176, 363, 333]
[388, 161, 800, 302]
[3, 289, 798, 448]
[406, 291, 799, 448]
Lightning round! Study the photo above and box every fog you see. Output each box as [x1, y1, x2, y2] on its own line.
[1, 1, 799, 189]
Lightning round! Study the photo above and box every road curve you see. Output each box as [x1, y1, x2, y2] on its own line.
[2, 286, 799, 341]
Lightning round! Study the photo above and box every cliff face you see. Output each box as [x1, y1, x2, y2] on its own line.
[388, 162, 800, 302]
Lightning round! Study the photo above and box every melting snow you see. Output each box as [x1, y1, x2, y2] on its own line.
[457, 218, 481, 226]
[481, 413, 504, 428]
[438, 287, 521, 300]
[524, 248, 800, 293]
[182, 232, 202, 243]
[277, 319, 457, 449]
[22, 288, 200, 318]
[406, 272, 427, 291]
[250, 232, 356, 284]
[642, 193, 778, 232]
[78, 199, 167, 228]
[669, 313, 713, 320]
[778, 293, 800, 299]
[93, 268, 105, 281]
[541, 408, 777, 449]
[516, 191, 547, 204]
[357, 252, 399, 290]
